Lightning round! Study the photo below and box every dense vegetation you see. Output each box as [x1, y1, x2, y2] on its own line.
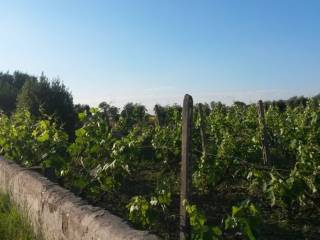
[0, 193, 36, 240]
[1, 71, 320, 239]
[0, 71, 76, 138]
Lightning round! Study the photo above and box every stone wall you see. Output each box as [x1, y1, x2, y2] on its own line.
[0, 157, 159, 240]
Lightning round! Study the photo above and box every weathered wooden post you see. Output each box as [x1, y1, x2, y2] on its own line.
[257, 100, 271, 165]
[198, 103, 208, 161]
[180, 94, 193, 240]
[154, 104, 161, 127]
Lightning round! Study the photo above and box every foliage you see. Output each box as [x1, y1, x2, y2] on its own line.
[184, 200, 222, 240]
[0, 193, 37, 240]
[1, 90, 320, 239]
[0, 110, 69, 178]
[127, 196, 152, 227]
[67, 108, 121, 195]
[224, 201, 260, 240]
[0, 71, 35, 114]
[127, 178, 173, 229]
[16, 74, 76, 138]
[184, 200, 260, 240]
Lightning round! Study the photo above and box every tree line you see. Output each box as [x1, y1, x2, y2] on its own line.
[1, 71, 319, 139]
[0, 71, 151, 139]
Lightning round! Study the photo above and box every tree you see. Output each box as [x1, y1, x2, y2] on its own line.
[118, 103, 147, 132]
[121, 103, 146, 122]
[98, 101, 120, 124]
[153, 104, 183, 127]
[234, 101, 247, 108]
[16, 74, 76, 138]
[74, 103, 90, 114]
[286, 96, 307, 108]
[0, 71, 35, 114]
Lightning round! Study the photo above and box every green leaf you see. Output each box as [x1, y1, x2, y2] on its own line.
[75, 128, 86, 137]
[232, 206, 241, 217]
[212, 226, 222, 236]
[78, 112, 86, 121]
[36, 131, 49, 142]
[242, 219, 256, 240]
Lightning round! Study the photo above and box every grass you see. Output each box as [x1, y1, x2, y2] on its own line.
[0, 193, 36, 240]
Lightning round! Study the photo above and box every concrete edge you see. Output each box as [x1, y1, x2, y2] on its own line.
[0, 157, 160, 240]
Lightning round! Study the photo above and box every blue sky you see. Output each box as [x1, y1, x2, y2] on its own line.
[1, 0, 320, 110]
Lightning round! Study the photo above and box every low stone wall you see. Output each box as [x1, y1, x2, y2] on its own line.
[0, 157, 159, 240]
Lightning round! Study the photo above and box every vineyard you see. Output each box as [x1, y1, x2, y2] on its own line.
[0, 94, 320, 240]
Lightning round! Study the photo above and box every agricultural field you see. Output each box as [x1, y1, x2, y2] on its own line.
[0, 92, 320, 239]
[1, 1, 320, 239]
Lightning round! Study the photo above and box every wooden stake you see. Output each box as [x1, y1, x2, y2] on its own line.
[257, 100, 271, 165]
[154, 104, 161, 127]
[180, 94, 193, 240]
[198, 104, 208, 161]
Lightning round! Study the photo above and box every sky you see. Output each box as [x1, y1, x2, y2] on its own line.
[1, 0, 320, 110]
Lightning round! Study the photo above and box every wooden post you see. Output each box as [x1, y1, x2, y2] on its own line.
[198, 104, 208, 161]
[180, 94, 193, 240]
[257, 100, 271, 165]
[154, 104, 161, 127]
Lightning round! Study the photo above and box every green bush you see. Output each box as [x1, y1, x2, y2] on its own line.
[0, 193, 36, 240]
